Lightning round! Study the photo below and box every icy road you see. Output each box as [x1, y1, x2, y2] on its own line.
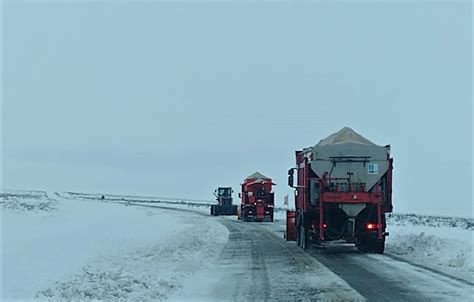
[174, 217, 473, 301]
[1, 192, 473, 301]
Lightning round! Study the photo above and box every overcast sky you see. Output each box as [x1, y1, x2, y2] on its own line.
[2, 0, 472, 217]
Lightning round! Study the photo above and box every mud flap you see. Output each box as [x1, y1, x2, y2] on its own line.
[285, 210, 296, 241]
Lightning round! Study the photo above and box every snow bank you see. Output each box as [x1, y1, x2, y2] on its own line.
[386, 221, 473, 282]
[1, 191, 57, 212]
[60, 191, 214, 207]
[388, 213, 473, 230]
[2, 192, 228, 301]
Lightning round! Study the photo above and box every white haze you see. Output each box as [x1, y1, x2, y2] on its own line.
[2, 1, 472, 217]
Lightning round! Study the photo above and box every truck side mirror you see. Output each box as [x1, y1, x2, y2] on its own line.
[288, 175, 294, 187]
[288, 168, 295, 188]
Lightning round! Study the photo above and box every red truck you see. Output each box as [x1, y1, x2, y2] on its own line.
[285, 127, 393, 253]
[240, 172, 275, 222]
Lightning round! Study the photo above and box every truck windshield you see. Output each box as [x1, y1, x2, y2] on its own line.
[218, 188, 231, 197]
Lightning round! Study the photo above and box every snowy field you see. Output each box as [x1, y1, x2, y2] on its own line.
[1, 191, 228, 301]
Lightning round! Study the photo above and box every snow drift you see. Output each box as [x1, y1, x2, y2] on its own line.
[386, 215, 473, 283]
[1, 192, 228, 301]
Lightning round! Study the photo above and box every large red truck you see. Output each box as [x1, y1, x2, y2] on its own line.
[285, 127, 393, 253]
[240, 172, 275, 222]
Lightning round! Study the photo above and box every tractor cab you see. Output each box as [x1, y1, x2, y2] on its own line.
[215, 187, 232, 200]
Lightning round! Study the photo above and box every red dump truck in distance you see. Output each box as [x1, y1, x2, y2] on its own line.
[240, 172, 275, 222]
[285, 127, 393, 253]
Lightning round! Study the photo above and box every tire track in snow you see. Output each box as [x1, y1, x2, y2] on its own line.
[174, 218, 364, 301]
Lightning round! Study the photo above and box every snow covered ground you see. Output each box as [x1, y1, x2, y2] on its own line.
[119, 196, 474, 284]
[1, 192, 228, 301]
[1, 190, 58, 212]
[104, 192, 474, 284]
[385, 215, 473, 283]
[2, 190, 472, 300]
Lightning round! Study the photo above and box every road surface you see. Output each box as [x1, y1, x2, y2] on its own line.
[173, 218, 362, 301]
[173, 213, 473, 301]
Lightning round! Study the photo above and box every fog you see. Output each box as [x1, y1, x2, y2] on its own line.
[2, 1, 472, 217]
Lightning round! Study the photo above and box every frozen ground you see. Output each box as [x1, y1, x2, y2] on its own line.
[2, 190, 472, 301]
[99, 191, 474, 284]
[1, 192, 228, 301]
[1, 190, 58, 212]
[384, 213, 473, 283]
[94, 192, 474, 291]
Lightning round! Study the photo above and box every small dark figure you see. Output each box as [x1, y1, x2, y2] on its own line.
[101, 195, 105, 200]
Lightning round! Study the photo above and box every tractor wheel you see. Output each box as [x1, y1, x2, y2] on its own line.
[232, 205, 238, 215]
[212, 205, 219, 216]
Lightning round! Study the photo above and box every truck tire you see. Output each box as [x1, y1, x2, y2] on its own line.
[241, 208, 250, 222]
[356, 241, 368, 253]
[296, 224, 301, 247]
[357, 239, 384, 254]
[210, 205, 215, 216]
[371, 240, 385, 254]
[300, 226, 309, 250]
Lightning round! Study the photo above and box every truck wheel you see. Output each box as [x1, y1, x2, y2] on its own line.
[371, 241, 385, 254]
[241, 209, 248, 222]
[357, 239, 384, 254]
[296, 225, 301, 247]
[300, 226, 309, 250]
[356, 241, 368, 253]
[210, 205, 215, 216]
